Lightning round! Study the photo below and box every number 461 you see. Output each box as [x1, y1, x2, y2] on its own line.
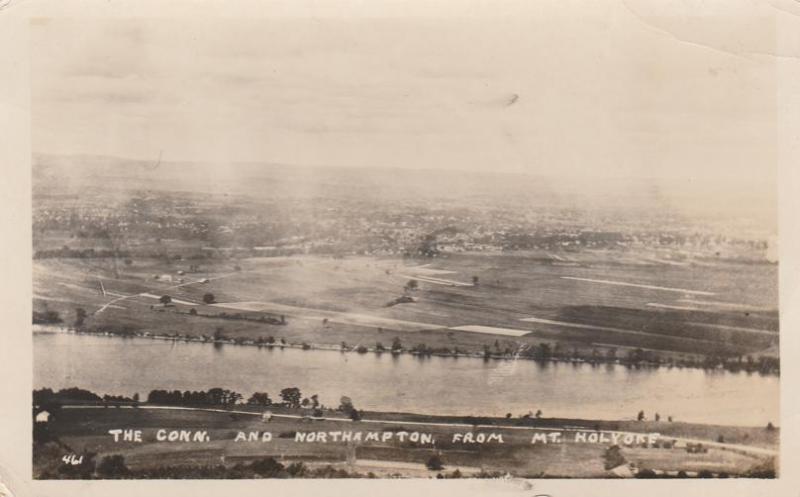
[62, 454, 84, 466]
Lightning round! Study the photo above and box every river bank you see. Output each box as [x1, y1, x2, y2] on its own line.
[32, 323, 779, 376]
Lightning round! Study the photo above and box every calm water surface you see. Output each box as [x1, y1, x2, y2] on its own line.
[34, 332, 779, 426]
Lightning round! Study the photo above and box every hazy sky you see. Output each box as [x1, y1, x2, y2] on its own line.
[30, 1, 788, 186]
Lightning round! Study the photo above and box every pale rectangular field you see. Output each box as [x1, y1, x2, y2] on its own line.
[560, 276, 717, 296]
[449, 325, 531, 337]
[403, 265, 458, 276]
[518, 316, 724, 345]
[397, 274, 473, 287]
[211, 301, 444, 332]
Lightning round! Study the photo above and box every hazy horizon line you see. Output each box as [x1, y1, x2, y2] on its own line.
[32, 151, 774, 187]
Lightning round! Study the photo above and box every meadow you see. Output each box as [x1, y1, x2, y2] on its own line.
[33, 248, 779, 364]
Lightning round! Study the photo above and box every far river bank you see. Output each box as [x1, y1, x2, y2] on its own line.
[32, 323, 779, 376]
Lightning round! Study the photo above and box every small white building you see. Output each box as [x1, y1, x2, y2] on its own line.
[35, 410, 51, 423]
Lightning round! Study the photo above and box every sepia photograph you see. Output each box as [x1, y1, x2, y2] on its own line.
[10, 0, 796, 488]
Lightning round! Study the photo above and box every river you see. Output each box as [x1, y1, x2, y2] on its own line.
[33, 332, 779, 426]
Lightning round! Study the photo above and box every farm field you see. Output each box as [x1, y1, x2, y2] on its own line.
[33, 249, 779, 362]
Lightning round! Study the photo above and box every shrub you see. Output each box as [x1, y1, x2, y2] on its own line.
[426, 455, 444, 471]
[250, 457, 285, 477]
[96, 454, 129, 478]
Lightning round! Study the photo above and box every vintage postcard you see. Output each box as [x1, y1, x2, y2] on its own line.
[2, 0, 799, 496]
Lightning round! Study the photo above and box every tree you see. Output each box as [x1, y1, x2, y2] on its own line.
[247, 392, 272, 406]
[426, 454, 444, 471]
[637, 410, 645, 421]
[391, 337, 402, 353]
[628, 348, 646, 364]
[74, 307, 88, 327]
[202, 293, 216, 304]
[33, 309, 61, 324]
[472, 275, 479, 285]
[132, 393, 139, 403]
[635, 468, 657, 479]
[159, 295, 172, 305]
[229, 391, 243, 405]
[207, 388, 225, 405]
[38, 387, 101, 404]
[535, 343, 551, 361]
[189, 308, 198, 316]
[286, 461, 307, 477]
[280, 387, 302, 408]
[603, 445, 626, 470]
[339, 396, 355, 413]
[96, 454, 129, 478]
[250, 457, 285, 477]
[404, 279, 419, 292]
[209, 389, 242, 405]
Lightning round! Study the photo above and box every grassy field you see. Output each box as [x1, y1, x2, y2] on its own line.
[33, 250, 779, 363]
[33, 403, 777, 479]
